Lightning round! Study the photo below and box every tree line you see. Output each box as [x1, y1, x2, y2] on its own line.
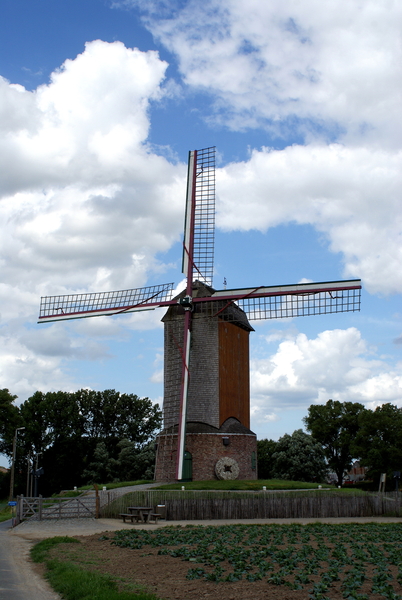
[2, 389, 401, 496]
[0, 388, 161, 497]
[258, 400, 402, 487]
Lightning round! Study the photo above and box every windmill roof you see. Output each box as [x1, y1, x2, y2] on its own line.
[162, 280, 254, 332]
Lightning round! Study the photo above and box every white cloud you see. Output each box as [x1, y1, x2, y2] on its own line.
[109, 1, 402, 298]
[150, 369, 164, 383]
[0, 334, 80, 401]
[0, 40, 172, 196]
[1, 16, 401, 424]
[131, 0, 402, 146]
[0, 41, 187, 293]
[217, 144, 402, 295]
[0, 40, 186, 398]
[250, 327, 402, 423]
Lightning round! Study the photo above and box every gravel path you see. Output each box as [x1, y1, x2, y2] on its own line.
[10, 515, 402, 540]
[0, 520, 59, 600]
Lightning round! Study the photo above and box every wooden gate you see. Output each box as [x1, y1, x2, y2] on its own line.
[16, 495, 96, 523]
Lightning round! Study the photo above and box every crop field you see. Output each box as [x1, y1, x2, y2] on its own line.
[106, 523, 402, 599]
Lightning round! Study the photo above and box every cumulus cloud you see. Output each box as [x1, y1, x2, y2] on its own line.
[120, 0, 402, 296]
[1, 333, 80, 401]
[250, 327, 402, 423]
[1, 10, 401, 425]
[217, 145, 402, 295]
[0, 40, 171, 195]
[129, 0, 402, 147]
[0, 40, 186, 398]
[0, 41, 184, 292]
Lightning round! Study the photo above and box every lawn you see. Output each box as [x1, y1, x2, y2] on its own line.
[154, 478, 331, 491]
[0, 502, 12, 522]
[77, 480, 151, 492]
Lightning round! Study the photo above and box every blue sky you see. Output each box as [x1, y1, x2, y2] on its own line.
[1, 0, 401, 467]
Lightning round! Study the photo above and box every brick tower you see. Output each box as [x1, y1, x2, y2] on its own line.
[154, 281, 258, 481]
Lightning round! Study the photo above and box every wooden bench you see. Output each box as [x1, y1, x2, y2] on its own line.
[119, 513, 140, 523]
[120, 508, 163, 524]
[148, 512, 162, 523]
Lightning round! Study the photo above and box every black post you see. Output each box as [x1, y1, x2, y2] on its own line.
[34, 471, 38, 497]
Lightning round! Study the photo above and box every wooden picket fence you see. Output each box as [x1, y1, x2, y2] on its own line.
[101, 489, 402, 520]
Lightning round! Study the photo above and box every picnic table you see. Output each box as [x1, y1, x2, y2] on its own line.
[128, 506, 153, 523]
[119, 506, 163, 524]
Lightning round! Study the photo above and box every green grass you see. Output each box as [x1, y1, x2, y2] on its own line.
[0, 503, 12, 522]
[0, 498, 15, 523]
[78, 480, 151, 492]
[52, 490, 83, 498]
[155, 478, 332, 491]
[31, 536, 80, 563]
[31, 537, 160, 600]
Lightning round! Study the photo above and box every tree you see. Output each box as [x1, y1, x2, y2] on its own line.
[116, 439, 156, 481]
[0, 389, 21, 459]
[304, 399, 366, 486]
[257, 439, 278, 479]
[17, 389, 162, 495]
[0, 469, 10, 498]
[353, 403, 402, 484]
[82, 442, 119, 484]
[19, 390, 84, 455]
[271, 429, 328, 482]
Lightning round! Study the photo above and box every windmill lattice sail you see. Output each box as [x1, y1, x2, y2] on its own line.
[200, 280, 361, 320]
[38, 283, 174, 322]
[182, 146, 215, 287]
[38, 145, 362, 483]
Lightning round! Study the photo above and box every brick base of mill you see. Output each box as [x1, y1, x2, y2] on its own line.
[155, 421, 258, 481]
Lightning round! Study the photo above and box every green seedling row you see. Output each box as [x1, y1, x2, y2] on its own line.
[111, 522, 402, 599]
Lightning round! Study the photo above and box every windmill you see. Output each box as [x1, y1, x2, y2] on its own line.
[38, 146, 361, 481]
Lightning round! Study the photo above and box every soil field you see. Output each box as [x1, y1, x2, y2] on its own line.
[44, 523, 402, 600]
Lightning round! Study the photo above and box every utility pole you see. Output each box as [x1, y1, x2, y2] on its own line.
[33, 452, 43, 497]
[26, 451, 31, 497]
[9, 427, 25, 501]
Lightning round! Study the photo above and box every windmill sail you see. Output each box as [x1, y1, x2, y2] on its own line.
[176, 146, 216, 480]
[182, 147, 215, 286]
[193, 279, 362, 320]
[38, 282, 175, 323]
[38, 144, 362, 483]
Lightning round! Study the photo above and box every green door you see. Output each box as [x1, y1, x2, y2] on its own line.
[182, 451, 193, 481]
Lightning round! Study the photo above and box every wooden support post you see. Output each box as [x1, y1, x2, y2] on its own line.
[94, 483, 100, 518]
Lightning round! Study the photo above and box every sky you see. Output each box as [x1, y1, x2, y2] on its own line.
[1, 0, 401, 467]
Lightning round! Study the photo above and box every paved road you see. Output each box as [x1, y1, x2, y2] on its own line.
[0, 519, 59, 600]
[0, 519, 26, 600]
